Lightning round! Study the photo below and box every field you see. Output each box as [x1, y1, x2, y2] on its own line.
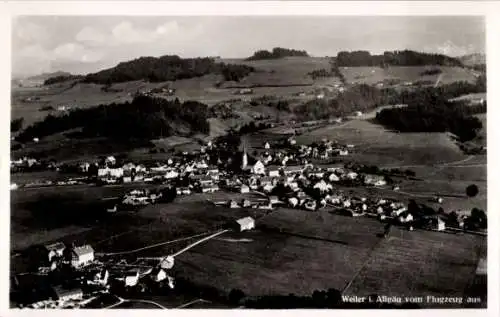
[340, 66, 478, 86]
[170, 208, 485, 306]
[345, 225, 485, 307]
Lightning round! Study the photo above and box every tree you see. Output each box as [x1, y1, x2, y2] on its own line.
[466, 184, 479, 198]
[11, 118, 24, 132]
[228, 288, 246, 305]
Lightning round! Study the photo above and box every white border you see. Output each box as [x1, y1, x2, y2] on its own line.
[0, 2, 498, 317]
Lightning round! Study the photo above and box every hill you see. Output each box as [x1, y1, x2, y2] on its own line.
[245, 47, 310, 61]
[82, 55, 255, 84]
[336, 50, 464, 67]
[26, 71, 73, 81]
[16, 95, 210, 143]
[459, 53, 486, 66]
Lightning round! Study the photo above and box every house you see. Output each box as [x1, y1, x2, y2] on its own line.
[98, 167, 124, 179]
[71, 245, 94, 268]
[288, 137, 297, 146]
[198, 175, 213, 186]
[235, 217, 255, 232]
[364, 174, 387, 186]
[268, 196, 280, 205]
[304, 200, 317, 211]
[431, 216, 446, 231]
[45, 242, 66, 262]
[53, 286, 83, 302]
[92, 268, 109, 286]
[105, 156, 116, 166]
[151, 268, 167, 283]
[288, 197, 299, 207]
[241, 199, 252, 208]
[125, 270, 139, 287]
[283, 165, 303, 176]
[328, 173, 340, 182]
[201, 184, 219, 193]
[398, 212, 414, 224]
[313, 180, 332, 192]
[239, 184, 250, 193]
[251, 160, 266, 175]
[264, 142, 270, 150]
[345, 171, 358, 180]
[164, 170, 179, 179]
[262, 183, 275, 193]
[228, 200, 239, 209]
[176, 187, 192, 195]
[268, 166, 281, 177]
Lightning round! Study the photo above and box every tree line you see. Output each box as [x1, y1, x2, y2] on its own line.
[82, 55, 254, 84]
[246, 47, 309, 61]
[336, 50, 464, 67]
[43, 75, 83, 86]
[16, 95, 210, 142]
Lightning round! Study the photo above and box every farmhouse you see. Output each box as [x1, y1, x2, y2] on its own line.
[125, 270, 139, 287]
[201, 184, 219, 193]
[268, 166, 281, 177]
[251, 160, 266, 175]
[313, 180, 332, 193]
[431, 216, 446, 231]
[71, 245, 94, 268]
[235, 217, 255, 232]
[45, 242, 66, 262]
[151, 268, 168, 282]
[283, 165, 303, 176]
[364, 174, 387, 186]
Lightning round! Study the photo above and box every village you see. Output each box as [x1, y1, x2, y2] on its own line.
[10, 132, 487, 309]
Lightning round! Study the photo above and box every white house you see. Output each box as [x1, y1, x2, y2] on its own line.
[251, 160, 266, 175]
[92, 268, 109, 286]
[45, 242, 66, 262]
[264, 142, 270, 150]
[235, 217, 255, 232]
[105, 156, 116, 166]
[283, 165, 303, 176]
[268, 167, 281, 178]
[313, 180, 332, 193]
[151, 268, 167, 283]
[364, 174, 387, 186]
[125, 270, 139, 287]
[201, 184, 219, 193]
[71, 245, 94, 268]
[262, 183, 275, 193]
[328, 173, 340, 182]
[398, 213, 414, 224]
[431, 217, 446, 231]
[164, 170, 179, 179]
[288, 197, 299, 207]
[239, 184, 250, 193]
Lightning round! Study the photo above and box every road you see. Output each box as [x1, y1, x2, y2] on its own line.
[104, 296, 167, 309]
[175, 298, 211, 308]
[96, 231, 217, 256]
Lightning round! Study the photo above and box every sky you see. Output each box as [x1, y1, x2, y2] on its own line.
[12, 16, 485, 77]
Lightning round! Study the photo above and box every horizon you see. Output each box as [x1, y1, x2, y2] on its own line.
[12, 16, 485, 78]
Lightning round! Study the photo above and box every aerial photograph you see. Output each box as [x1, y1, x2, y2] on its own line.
[10, 15, 487, 309]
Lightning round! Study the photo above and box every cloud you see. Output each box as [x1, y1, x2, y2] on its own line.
[53, 42, 103, 63]
[433, 40, 477, 57]
[14, 21, 50, 44]
[75, 26, 107, 46]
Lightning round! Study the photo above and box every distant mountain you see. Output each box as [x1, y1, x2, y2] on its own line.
[459, 53, 486, 66]
[246, 47, 310, 61]
[27, 71, 72, 81]
[336, 50, 464, 67]
[82, 55, 254, 84]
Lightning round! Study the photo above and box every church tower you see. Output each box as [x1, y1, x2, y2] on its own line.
[241, 139, 248, 170]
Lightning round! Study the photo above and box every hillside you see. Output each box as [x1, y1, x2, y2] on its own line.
[16, 95, 210, 143]
[336, 50, 464, 67]
[459, 53, 486, 66]
[26, 71, 72, 81]
[82, 55, 255, 84]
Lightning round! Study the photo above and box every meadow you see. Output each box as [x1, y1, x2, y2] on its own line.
[340, 66, 478, 86]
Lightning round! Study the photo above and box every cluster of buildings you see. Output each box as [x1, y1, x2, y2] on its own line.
[15, 240, 176, 309]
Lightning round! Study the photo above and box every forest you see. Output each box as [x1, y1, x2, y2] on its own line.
[246, 47, 309, 61]
[336, 50, 464, 67]
[16, 95, 210, 142]
[82, 55, 254, 84]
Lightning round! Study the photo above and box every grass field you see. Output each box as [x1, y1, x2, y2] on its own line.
[295, 118, 466, 166]
[340, 66, 478, 86]
[345, 225, 485, 307]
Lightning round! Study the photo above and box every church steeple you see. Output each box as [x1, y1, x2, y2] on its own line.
[241, 140, 248, 170]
